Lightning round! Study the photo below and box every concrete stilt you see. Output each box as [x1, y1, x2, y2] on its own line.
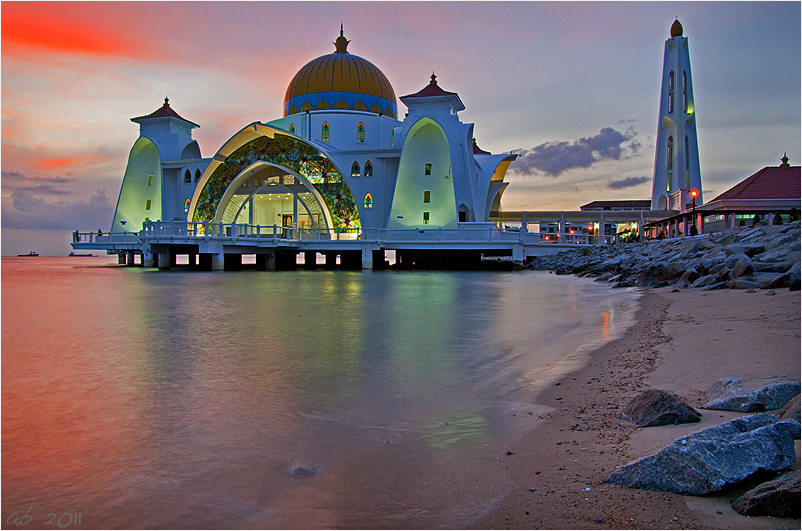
[143, 250, 154, 268]
[304, 251, 317, 269]
[127, 251, 135, 265]
[361, 247, 373, 270]
[211, 252, 224, 271]
[158, 252, 171, 270]
[118, 252, 127, 264]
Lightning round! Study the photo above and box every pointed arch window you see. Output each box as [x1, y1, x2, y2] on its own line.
[357, 122, 365, 143]
[351, 161, 361, 177]
[194, 169, 201, 183]
[668, 71, 675, 114]
[682, 71, 688, 113]
[322, 121, 330, 142]
[184, 169, 191, 183]
[364, 160, 373, 177]
[363, 192, 373, 209]
[184, 198, 190, 213]
[685, 135, 690, 189]
[289, 123, 296, 134]
[666, 136, 674, 193]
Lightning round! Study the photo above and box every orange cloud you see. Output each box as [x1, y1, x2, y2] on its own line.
[33, 157, 84, 169]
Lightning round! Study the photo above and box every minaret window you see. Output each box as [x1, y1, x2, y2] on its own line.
[666, 136, 674, 192]
[146, 199, 152, 211]
[184, 198, 190, 213]
[148, 175, 153, 186]
[424, 163, 432, 175]
[682, 71, 688, 113]
[423, 190, 431, 203]
[685, 136, 690, 188]
[423, 212, 430, 224]
[668, 71, 675, 114]
[322, 121, 330, 142]
[195, 169, 201, 183]
[364, 160, 373, 177]
[364, 192, 373, 209]
[289, 123, 296, 134]
[357, 122, 365, 143]
[351, 161, 360, 177]
[184, 169, 191, 183]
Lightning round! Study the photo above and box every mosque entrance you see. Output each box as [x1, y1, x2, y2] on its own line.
[216, 164, 331, 232]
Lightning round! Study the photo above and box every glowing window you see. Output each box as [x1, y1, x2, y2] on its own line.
[148, 175, 153, 186]
[424, 163, 432, 175]
[195, 169, 201, 183]
[322, 122, 330, 142]
[423, 212, 430, 224]
[146, 199, 152, 211]
[357, 122, 365, 142]
[666, 136, 674, 192]
[184, 169, 191, 183]
[290, 123, 296, 134]
[364, 160, 373, 177]
[668, 71, 674, 114]
[184, 198, 190, 212]
[423, 190, 431, 203]
[364, 192, 373, 209]
[351, 161, 361, 177]
[682, 71, 688, 113]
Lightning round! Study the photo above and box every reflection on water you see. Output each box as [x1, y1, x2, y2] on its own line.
[2, 257, 639, 529]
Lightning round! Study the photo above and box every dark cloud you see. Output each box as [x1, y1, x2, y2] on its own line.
[2, 189, 114, 231]
[512, 126, 640, 177]
[1, 171, 73, 195]
[607, 176, 650, 190]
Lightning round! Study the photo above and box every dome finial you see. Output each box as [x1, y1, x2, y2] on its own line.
[781, 152, 790, 168]
[671, 18, 683, 38]
[334, 25, 350, 53]
[163, 96, 169, 107]
[430, 71, 437, 85]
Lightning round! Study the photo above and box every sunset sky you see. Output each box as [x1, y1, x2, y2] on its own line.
[2, 1, 800, 256]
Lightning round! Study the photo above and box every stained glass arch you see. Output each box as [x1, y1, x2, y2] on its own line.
[351, 161, 361, 177]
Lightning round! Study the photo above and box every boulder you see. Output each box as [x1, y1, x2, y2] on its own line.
[724, 243, 766, 258]
[621, 390, 702, 427]
[602, 415, 798, 495]
[693, 274, 719, 288]
[702, 376, 801, 412]
[731, 469, 800, 518]
[724, 252, 755, 278]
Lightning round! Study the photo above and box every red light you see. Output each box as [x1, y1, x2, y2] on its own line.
[690, 189, 698, 198]
[570, 229, 575, 234]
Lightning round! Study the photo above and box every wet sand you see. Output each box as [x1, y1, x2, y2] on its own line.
[474, 287, 801, 530]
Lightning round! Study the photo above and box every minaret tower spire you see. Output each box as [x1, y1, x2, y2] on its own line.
[651, 19, 702, 210]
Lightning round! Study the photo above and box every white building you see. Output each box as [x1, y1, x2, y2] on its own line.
[650, 19, 702, 211]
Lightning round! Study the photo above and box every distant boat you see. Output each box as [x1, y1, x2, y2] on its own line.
[17, 251, 38, 257]
[69, 252, 97, 257]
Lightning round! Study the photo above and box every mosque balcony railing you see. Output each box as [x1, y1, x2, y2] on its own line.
[73, 231, 141, 244]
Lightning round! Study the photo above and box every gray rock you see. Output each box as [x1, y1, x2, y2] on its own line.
[701, 281, 729, 291]
[703, 376, 802, 412]
[726, 277, 763, 290]
[693, 274, 719, 288]
[724, 252, 755, 278]
[724, 243, 765, 258]
[731, 469, 800, 518]
[602, 415, 798, 495]
[621, 390, 702, 427]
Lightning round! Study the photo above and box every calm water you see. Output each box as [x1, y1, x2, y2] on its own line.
[2, 257, 639, 529]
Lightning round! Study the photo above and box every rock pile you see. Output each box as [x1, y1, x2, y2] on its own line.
[526, 221, 801, 291]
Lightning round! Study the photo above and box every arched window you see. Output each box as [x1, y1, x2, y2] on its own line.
[668, 71, 675, 114]
[289, 123, 296, 134]
[685, 135, 690, 189]
[363, 192, 373, 209]
[194, 169, 201, 183]
[682, 71, 688, 113]
[322, 121, 330, 142]
[391, 128, 395, 146]
[666, 136, 674, 192]
[184, 198, 190, 213]
[364, 160, 373, 177]
[184, 169, 191, 183]
[351, 161, 360, 177]
[357, 122, 365, 143]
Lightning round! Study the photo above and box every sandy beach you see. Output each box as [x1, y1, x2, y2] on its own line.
[474, 287, 800, 530]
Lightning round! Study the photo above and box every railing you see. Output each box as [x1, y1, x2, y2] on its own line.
[75, 222, 620, 246]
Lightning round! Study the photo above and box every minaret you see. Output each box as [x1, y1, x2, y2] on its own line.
[651, 19, 702, 210]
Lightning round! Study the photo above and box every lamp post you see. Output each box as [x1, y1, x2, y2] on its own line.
[690, 189, 698, 235]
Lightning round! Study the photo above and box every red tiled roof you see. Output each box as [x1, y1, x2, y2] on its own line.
[131, 98, 200, 128]
[710, 165, 801, 201]
[401, 73, 460, 99]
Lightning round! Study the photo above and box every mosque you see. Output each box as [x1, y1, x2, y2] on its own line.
[106, 27, 519, 268]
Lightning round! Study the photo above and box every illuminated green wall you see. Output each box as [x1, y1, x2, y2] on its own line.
[111, 137, 162, 232]
[388, 118, 457, 229]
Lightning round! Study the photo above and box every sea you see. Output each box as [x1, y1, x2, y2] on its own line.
[2, 256, 640, 529]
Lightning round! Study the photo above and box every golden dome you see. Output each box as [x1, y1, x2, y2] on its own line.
[283, 28, 397, 118]
[670, 19, 683, 38]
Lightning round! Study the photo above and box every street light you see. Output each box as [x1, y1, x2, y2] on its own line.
[690, 189, 698, 235]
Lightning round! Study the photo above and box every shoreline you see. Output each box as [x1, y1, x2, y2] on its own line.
[473, 287, 800, 530]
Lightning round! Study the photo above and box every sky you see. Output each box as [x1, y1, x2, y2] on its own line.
[2, 1, 800, 256]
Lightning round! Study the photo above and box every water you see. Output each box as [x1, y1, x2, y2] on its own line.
[2, 257, 640, 529]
